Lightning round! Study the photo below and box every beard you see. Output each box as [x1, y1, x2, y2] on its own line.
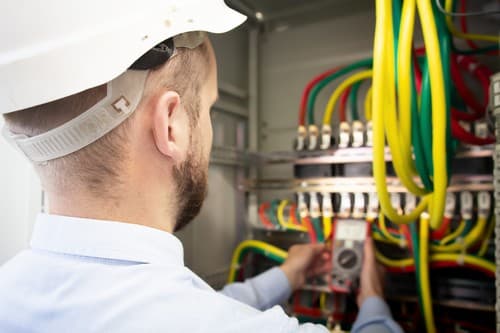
[172, 149, 208, 232]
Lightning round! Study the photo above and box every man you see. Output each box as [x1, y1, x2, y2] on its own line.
[0, 1, 403, 332]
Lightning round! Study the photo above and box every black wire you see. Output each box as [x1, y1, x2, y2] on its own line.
[435, 0, 500, 16]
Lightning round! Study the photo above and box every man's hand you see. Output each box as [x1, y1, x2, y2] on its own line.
[357, 235, 385, 307]
[280, 243, 332, 290]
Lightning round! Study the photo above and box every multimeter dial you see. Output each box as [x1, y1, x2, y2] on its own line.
[337, 248, 358, 269]
[333, 247, 362, 272]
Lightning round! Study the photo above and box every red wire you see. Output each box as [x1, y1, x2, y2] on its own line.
[458, 55, 492, 86]
[430, 261, 494, 277]
[413, 47, 422, 92]
[415, 46, 426, 55]
[417, 49, 491, 124]
[387, 227, 401, 235]
[400, 225, 413, 253]
[430, 217, 452, 241]
[292, 293, 323, 318]
[299, 67, 342, 126]
[258, 202, 274, 229]
[302, 216, 318, 243]
[451, 118, 495, 145]
[451, 55, 491, 121]
[385, 261, 495, 277]
[289, 204, 300, 225]
[339, 86, 351, 123]
[459, 0, 500, 56]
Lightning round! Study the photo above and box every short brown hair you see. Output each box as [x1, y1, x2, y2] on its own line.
[3, 39, 211, 196]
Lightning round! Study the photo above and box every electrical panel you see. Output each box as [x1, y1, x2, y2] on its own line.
[224, 0, 499, 332]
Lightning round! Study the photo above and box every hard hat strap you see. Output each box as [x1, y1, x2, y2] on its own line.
[3, 70, 149, 163]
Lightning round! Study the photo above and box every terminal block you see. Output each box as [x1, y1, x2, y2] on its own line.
[367, 192, 379, 221]
[294, 125, 308, 151]
[320, 124, 333, 150]
[308, 124, 320, 150]
[338, 192, 352, 218]
[352, 192, 366, 219]
[365, 121, 373, 147]
[351, 121, 365, 148]
[460, 191, 473, 221]
[338, 122, 351, 148]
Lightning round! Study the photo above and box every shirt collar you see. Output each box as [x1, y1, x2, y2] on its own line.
[30, 213, 184, 266]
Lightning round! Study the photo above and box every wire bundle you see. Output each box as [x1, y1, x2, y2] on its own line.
[257, 200, 313, 233]
[245, 0, 497, 329]
[373, 210, 495, 333]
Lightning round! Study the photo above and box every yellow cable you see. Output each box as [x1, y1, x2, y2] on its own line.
[375, 251, 496, 274]
[373, 233, 401, 245]
[382, 0, 427, 197]
[444, 0, 500, 43]
[227, 240, 287, 283]
[372, 0, 429, 224]
[323, 216, 332, 239]
[478, 217, 494, 257]
[419, 214, 436, 333]
[277, 200, 288, 229]
[416, 0, 447, 229]
[438, 220, 466, 245]
[364, 86, 372, 121]
[277, 200, 308, 232]
[397, 0, 418, 176]
[431, 217, 487, 252]
[375, 251, 414, 267]
[322, 70, 373, 125]
[379, 214, 406, 247]
[320, 293, 328, 313]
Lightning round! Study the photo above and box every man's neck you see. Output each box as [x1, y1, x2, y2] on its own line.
[47, 189, 175, 233]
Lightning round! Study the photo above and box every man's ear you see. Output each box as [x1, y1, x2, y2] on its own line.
[151, 90, 188, 163]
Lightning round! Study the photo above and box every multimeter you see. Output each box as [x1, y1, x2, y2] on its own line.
[330, 219, 369, 293]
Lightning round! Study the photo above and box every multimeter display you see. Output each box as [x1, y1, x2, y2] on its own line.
[331, 219, 368, 293]
[334, 221, 366, 241]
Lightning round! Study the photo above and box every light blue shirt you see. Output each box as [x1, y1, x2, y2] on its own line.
[0, 214, 403, 332]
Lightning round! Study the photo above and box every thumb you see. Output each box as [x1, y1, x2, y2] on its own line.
[363, 234, 375, 261]
[307, 243, 328, 257]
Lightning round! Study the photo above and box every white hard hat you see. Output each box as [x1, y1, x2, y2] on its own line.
[0, 0, 246, 113]
[1, 0, 246, 163]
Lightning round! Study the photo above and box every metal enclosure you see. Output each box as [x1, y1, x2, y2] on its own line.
[175, 0, 499, 291]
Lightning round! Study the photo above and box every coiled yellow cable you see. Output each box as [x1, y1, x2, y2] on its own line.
[364, 86, 372, 121]
[323, 70, 373, 125]
[382, 0, 428, 197]
[419, 214, 436, 333]
[431, 217, 487, 252]
[438, 220, 466, 245]
[375, 251, 496, 274]
[375, 251, 413, 267]
[379, 214, 407, 247]
[397, 0, 419, 176]
[478, 217, 494, 257]
[416, 0, 447, 229]
[444, 0, 500, 43]
[373, 233, 400, 245]
[373, 0, 430, 224]
[277, 200, 308, 232]
[227, 240, 287, 283]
